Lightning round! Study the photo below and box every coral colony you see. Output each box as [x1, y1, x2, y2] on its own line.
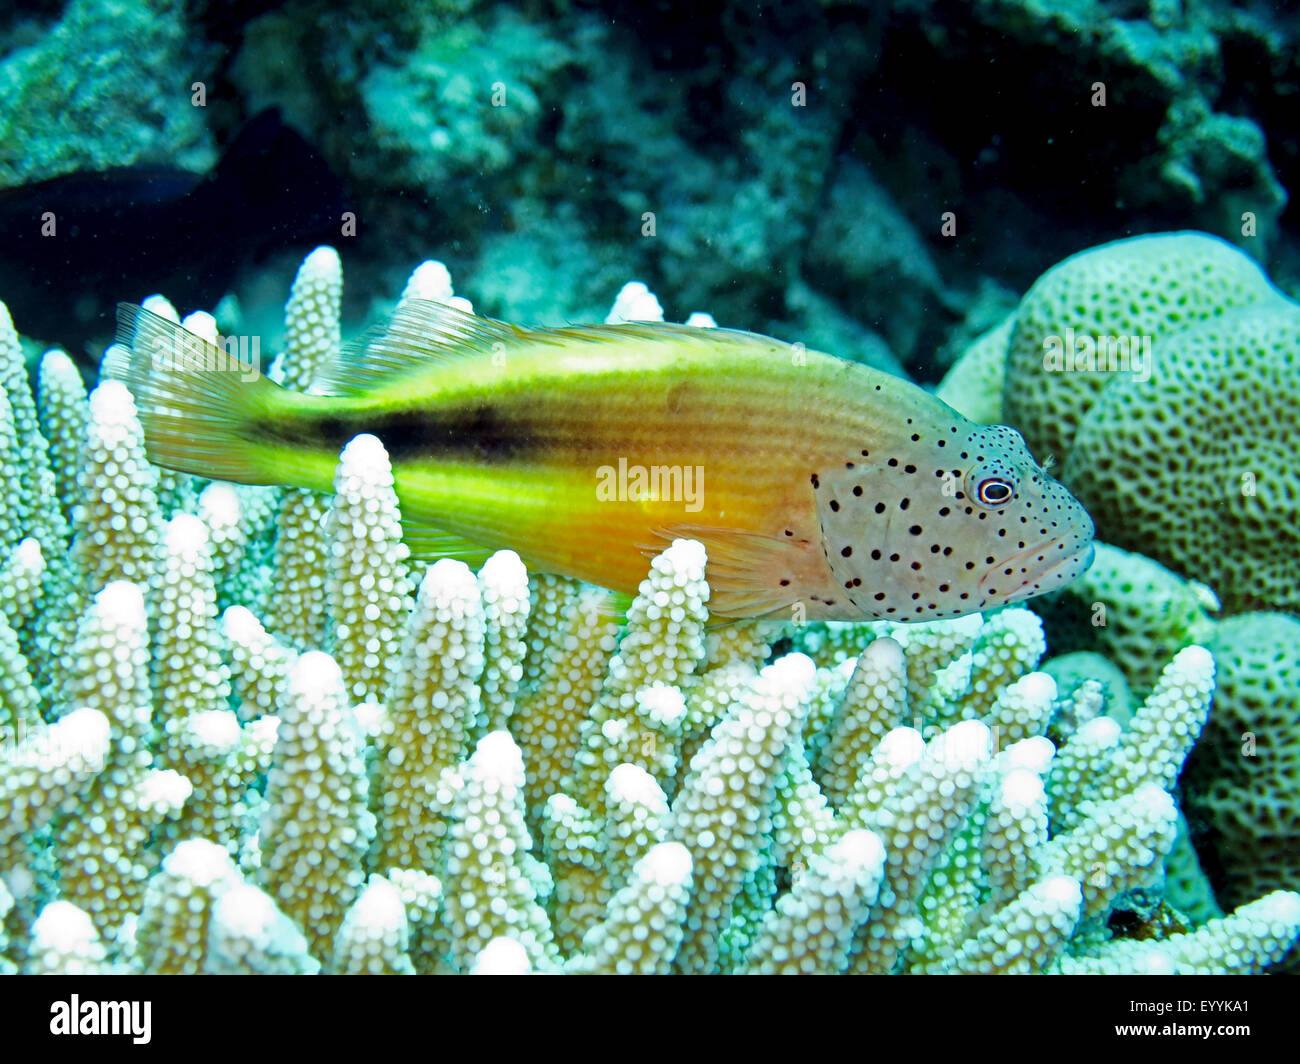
[1, 247, 1298, 975]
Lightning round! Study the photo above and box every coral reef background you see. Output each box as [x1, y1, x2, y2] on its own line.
[4, 0, 1300, 374]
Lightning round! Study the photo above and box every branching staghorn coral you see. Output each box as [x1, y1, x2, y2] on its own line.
[1, 252, 1297, 976]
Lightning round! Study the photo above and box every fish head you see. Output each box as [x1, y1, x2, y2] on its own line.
[815, 419, 1095, 621]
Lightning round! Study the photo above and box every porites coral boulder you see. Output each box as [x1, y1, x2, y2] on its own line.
[1184, 612, 1300, 913]
[1064, 300, 1300, 615]
[1001, 231, 1280, 465]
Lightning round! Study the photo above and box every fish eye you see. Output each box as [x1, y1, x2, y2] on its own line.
[975, 476, 1015, 508]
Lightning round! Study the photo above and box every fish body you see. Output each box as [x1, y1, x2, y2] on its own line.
[111, 300, 1094, 620]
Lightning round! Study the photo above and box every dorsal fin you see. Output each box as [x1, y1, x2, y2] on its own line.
[308, 299, 528, 395]
[308, 299, 792, 396]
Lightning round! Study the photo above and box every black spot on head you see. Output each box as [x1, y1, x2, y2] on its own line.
[841, 545, 852, 557]
[874, 592, 886, 601]
[852, 485, 863, 497]
[829, 499, 840, 512]
[875, 502, 886, 514]
[900, 498, 910, 510]
[811, 473, 820, 489]
[910, 561, 921, 571]
[870, 549, 881, 560]
[779, 578, 790, 586]
[845, 461, 855, 469]
[908, 525, 922, 535]
[887, 458, 899, 468]
[904, 464, 916, 474]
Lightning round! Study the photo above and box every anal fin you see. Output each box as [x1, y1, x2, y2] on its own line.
[401, 518, 498, 571]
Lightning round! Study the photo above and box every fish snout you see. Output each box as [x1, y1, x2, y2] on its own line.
[981, 536, 1095, 605]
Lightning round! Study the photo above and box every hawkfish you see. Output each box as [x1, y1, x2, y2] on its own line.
[109, 299, 1095, 621]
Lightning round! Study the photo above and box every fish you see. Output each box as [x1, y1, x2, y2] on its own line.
[108, 299, 1095, 621]
[0, 110, 346, 360]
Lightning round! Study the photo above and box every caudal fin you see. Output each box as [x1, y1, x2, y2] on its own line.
[108, 303, 284, 484]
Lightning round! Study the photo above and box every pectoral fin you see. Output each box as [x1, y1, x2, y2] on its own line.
[642, 524, 810, 618]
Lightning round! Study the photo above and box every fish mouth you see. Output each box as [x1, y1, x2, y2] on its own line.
[982, 540, 1096, 605]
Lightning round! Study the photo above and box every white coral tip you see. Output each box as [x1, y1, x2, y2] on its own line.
[13, 536, 44, 573]
[877, 727, 927, 769]
[471, 936, 531, 974]
[1003, 736, 1055, 774]
[352, 878, 406, 930]
[1075, 715, 1123, 747]
[182, 311, 218, 343]
[640, 842, 692, 887]
[287, 651, 343, 698]
[762, 652, 816, 694]
[606, 280, 664, 324]
[141, 294, 180, 322]
[930, 719, 992, 769]
[864, 634, 905, 670]
[831, 829, 886, 874]
[402, 260, 455, 304]
[165, 839, 239, 887]
[164, 512, 210, 557]
[87, 379, 139, 426]
[303, 245, 342, 277]
[999, 767, 1045, 807]
[607, 763, 666, 806]
[478, 549, 528, 592]
[95, 580, 147, 629]
[221, 605, 265, 643]
[338, 432, 390, 473]
[1039, 875, 1083, 910]
[472, 730, 525, 783]
[1171, 644, 1215, 679]
[31, 901, 99, 950]
[188, 710, 242, 750]
[198, 482, 242, 525]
